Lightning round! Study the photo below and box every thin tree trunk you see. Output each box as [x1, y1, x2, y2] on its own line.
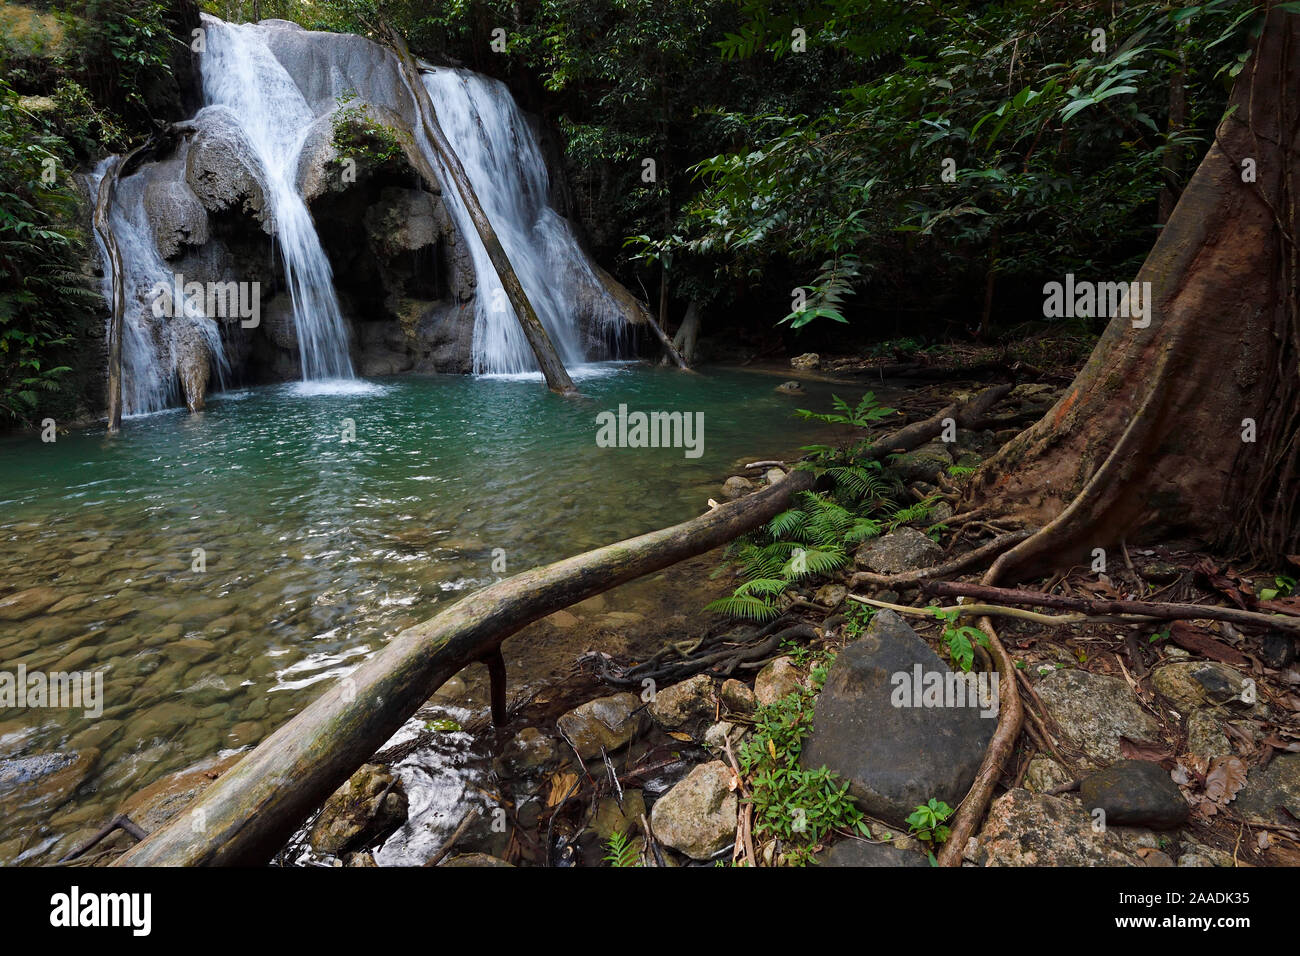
[93, 157, 125, 435]
[672, 299, 700, 366]
[1158, 31, 1188, 225]
[113, 471, 815, 866]
[380, 24, 576, 395]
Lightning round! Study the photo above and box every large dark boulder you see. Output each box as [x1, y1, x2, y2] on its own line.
[800, 610, 995, 826]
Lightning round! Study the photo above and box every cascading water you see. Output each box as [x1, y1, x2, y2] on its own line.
[88, 159, 229, 417]
[200, 20, 355, 381]
[417, 69, 628, 376]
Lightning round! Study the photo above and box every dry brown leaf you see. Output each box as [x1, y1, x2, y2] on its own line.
[1120, 736, 1174, 764]
[1204, 756, 1248, 806]
[667, 731, 693, 742]
[546, 771, 578, 808]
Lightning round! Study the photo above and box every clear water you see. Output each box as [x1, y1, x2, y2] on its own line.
[0, 366, 853, 864]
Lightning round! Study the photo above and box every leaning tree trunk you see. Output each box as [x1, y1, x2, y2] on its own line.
[966, 6, 1300, 580]
[381, 24, 577, 396]
[93, 156, 126, 435]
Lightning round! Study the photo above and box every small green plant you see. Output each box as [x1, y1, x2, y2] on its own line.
[424, 717, 461, 732]
[1259, 575, 1297, 601]
[946, 464, 976, 478]
[602, 830, 640, 867]
[796, 391, 895, 429]
[930, 607, 989, 672]
[906, 798, 954, 846]
[843, 601, 874, 638]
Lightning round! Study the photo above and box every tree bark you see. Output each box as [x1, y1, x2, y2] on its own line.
[113, 470, 814, 866]
[965, 8, 1300, 578]
[381, 25, 577, 396]
[93, 156, 126, 435]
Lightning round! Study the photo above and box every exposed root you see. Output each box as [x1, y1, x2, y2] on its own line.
[849, 530, 1033, 590]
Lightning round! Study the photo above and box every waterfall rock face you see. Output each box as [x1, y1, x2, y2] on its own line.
[90, 14, 648, 416]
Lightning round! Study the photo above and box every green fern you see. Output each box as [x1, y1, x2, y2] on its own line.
[703, 592, 783, 622]
[602, 830, 640, 867]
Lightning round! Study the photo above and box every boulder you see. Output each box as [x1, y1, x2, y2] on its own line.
[1078, 760, 1190, 829]
[308, 763, 408, 855]
[1034, 668, 1163, 767]
[754, 656, 804, 706]
[799, 610, 995, 825]
[720, 476, 754, 501]
[589, 790, 647, 841]
[556, 693, 646, 760]
[1186, 709, 1231, 759]
[720, 678, 757, 715]
[1023, 755, 1072, 794]
[815, 839, 928, 867]
[790, 352, 820, 370]
[495, 727, 561, 778]
[143, 164, 209, 258]
[648, 673, 715, 739]
[854, 528, 943, 574]
[977, 789, 1138, 866]
[1233, 753, 1300, 826]
[1152, 661, 1256, 713]
[890, 441, 953, 483]
[185, 106, 268, 222]
[775, 381, 804, 395]
[648, 761, 738, 860]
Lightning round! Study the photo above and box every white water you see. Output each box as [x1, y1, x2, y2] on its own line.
[200, 20, 355, 381]
[88, 159, 229, 417]
[416, 69, 627, 375]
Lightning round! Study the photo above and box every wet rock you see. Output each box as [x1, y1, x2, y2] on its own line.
[775, 381, 804, 395]
[720, 476, 754, 501]
[144, 168, 209, 258]
[703, 720, 750, 754]
[720, 679, 757, 715]
[648, 673, 715, 739]
[556, 693, 646, 760]
[1024, 755, 1072, 794]
[754, 656, 804, 706]
[117, 752, 242, 831]
[185, 105, 268, 222]
[0, 586, 61, 621]
[344, 851, 378, 867]
[815, 839, 928, 867]
[790, 352, 820, 370]
[800, 610, 995, 825]
[854, 528, 943, 574]
[1152, 661, 1255, 712]
[649, 761, 738, 860]
[890, 441, 953, 484]
[309, 763, 408, 855]
[590, 790, 647, 841]
[1034, 669, 1163, 767]
[1257, 631, 1296, 670]
[0, 749, 99, 814]
[495, 727, 561, 778]
[1186, 709, 1231, 759]
[977, 789, 1137, 866]
[1233, 753, 1300, 826]
[166, 637, 217, 663]
[1078, 760, 1190, 829]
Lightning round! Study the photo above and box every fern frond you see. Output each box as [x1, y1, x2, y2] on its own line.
[704, 593, 781, 622]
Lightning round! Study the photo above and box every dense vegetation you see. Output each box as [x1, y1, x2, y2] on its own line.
[0, 0, 1265, 426]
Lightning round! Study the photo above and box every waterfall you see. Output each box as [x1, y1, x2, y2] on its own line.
[87, 159, 229, 417]
[417, 69, 626, 376]
[200, 20, 355, 381]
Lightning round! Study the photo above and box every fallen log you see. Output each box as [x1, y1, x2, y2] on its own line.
[113, 470, 814, 866]
[922, 580, 1300, 635]
[381, 25, 576, 396]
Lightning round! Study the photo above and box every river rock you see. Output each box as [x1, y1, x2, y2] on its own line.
[799, 610, 995, 825]
[117, 752, 242, 831]
[1257, 631, 1296, 669]
[754, 656, 804, 706]
[815, 839, 928, 867]
[977, 789, 1138, 866]
[648, 673, 715, 739]
[720, 475, 754, 501]
[495, 727, 561, 778]
[1152, 661, 1255, 712]
[775, 381, 804, 395]
[790, 352, 820, 370]
[1034, 668, 1163, 766]
[720, 678, 757, 715]
[1078, 760, 1190, 829]
[1233, 753, 1300, 826]
[556, 693, 646, 760]
[0, 586, 61, 621]
[815, 583, 847, 609]
[309, 763, 408, 855]
[853, 528, 943, 574]
[1024, 755, 1072, 794]
[0, 749, 99, 814]
[703, 720, 750, 754]
[1186, 709, 1231, 759]
[649, 761, 738, 860]
[441, 853, 514, 867]
[890, 441, 953, 483]
[590, 790, 647, 841]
